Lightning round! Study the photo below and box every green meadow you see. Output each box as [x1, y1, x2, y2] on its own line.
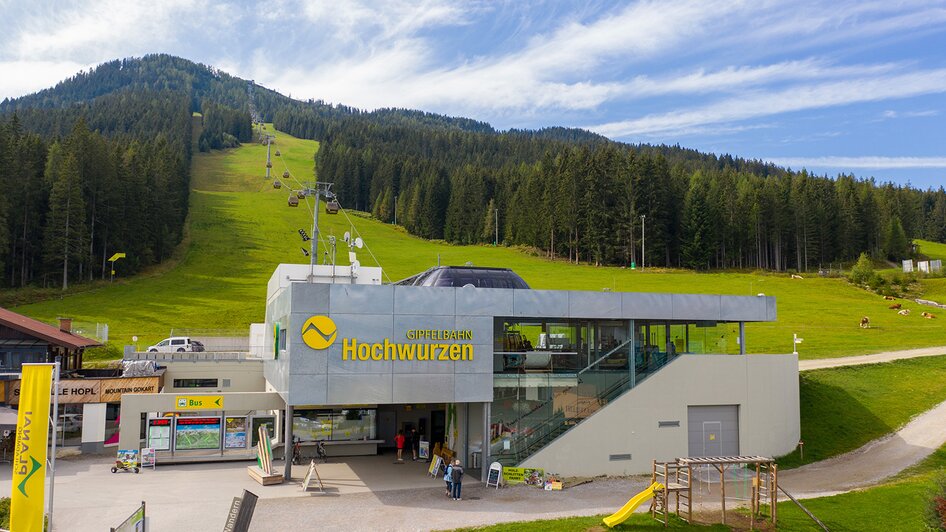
[778, 355, 946, 469]
[4, 127, 944, 358]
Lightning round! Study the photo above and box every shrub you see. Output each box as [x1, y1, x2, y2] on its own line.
[849, 252, 876, 286]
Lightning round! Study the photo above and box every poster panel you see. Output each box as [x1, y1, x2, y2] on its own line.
[251, 416, 276, 447]
[174, 417, 222, 451]
[10, 364, 53, 532]
[148, 418, 172, 451]
[225, 416, 248, 449]
[502, 467, 545, 486]
[141, 447, 156, 467]
[418, 440, 429, 460]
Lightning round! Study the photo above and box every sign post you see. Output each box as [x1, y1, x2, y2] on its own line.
[486, 462, 502, 489]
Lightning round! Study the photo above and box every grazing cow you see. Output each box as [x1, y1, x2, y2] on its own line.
[883, 295, 896, 300]
[922, 312, 937, 319]
[860, 316, 871, 329]
[889, 303, 902, 310]
[898, 309, 911, 316]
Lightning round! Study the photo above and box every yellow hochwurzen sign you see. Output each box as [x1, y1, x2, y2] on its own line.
[11, 364, 53, 532]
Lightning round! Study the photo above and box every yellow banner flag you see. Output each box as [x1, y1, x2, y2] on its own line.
[11, 364, 53, 532]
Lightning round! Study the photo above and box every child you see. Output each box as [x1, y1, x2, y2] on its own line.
[444, 460, 453, 497]
[395, 430, 405, 461]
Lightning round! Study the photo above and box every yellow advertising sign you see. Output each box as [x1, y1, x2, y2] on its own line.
[11, 364, 53, 532]
[175, 395, 224, 410]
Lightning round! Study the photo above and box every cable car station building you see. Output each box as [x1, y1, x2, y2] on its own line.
[264, 263, 797, 477]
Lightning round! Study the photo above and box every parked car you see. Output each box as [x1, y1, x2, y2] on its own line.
[147, 337, 205, 353]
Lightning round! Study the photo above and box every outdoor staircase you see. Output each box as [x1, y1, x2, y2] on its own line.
[493, 340, 679, 467]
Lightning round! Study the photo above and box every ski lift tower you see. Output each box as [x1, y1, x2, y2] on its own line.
[296, 181, 341, 282]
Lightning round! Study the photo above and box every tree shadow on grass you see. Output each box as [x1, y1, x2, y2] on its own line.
[777, 379, 893, 470]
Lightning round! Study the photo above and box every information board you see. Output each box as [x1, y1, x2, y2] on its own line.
[486, 462, 502, 489]
[141, 447, 156, 468]
[225, 417, 248, 449]
[147, 418, 172, 451]
[174, 416, 222, 450]
[427, 455, 444, 478]
[418, 440, 429, 460]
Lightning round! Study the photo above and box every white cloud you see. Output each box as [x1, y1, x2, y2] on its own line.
[589, 68, 946, 138]
[0, 60, 91, 99]
[769, 156, 946, 169]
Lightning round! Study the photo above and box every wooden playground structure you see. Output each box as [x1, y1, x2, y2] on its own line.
[650, 456, 778, 529]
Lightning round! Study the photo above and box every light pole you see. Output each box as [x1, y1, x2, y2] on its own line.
[394, 195, 398, 226]
[495, 207, 499, 246]
[640, 214, 646, 270]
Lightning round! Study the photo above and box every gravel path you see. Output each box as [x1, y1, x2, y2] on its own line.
[780, 398, 946, 497]
[799, 346, 946, 371]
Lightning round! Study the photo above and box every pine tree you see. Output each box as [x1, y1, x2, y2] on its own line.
[43, 152, 86, 289]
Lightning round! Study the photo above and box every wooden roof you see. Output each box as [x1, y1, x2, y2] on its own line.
[0, 307, 101, 350]
[676, 456, 774, 465]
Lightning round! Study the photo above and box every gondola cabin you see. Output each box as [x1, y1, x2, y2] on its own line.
[273, 180, 282, 189]
[325, 200, 340, 214]
[288, 195, 299, 207]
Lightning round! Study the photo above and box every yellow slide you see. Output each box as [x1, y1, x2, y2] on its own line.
[602, 481, 664, 528]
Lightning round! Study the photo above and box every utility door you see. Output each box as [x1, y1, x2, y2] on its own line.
[687, 405, 739, 457]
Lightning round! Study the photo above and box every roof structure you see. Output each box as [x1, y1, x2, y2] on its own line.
[0, 307, 101, 350]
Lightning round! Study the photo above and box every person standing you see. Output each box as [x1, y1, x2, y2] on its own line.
[451, 459, 464, 500]
[444, 460, 454, 497]
[410, 428, 419, 461]
[395, 430, 405, 461]
[405, 428, 415, 461]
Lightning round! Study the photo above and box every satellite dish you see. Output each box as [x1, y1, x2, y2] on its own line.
[132, 336, 138, 342]
[343, 232, 351, 243]
[354, 237, 364, 249]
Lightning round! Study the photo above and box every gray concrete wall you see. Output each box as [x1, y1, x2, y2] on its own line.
[162, 359, 265, 393]
[118, 392, 285, 450]
[521, 354, 799, 476]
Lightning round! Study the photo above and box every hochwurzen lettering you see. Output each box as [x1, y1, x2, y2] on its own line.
[343, 339, 474, 361]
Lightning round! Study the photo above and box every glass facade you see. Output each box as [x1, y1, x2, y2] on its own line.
[491, 317, 741, 465]
[292, 408, 377, 442]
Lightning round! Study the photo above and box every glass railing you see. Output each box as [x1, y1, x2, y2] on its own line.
[490, 339, 680, 466]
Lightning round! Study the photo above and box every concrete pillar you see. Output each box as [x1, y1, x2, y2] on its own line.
[482, 401, 490, 482]
[80, 403, 107, 453]
[283, 404, 293, 479]
[739, 322, 746, 355]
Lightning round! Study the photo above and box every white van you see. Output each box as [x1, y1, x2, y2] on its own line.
[146, 337, 205, 353]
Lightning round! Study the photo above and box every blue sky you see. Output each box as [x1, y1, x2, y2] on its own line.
[1, 0, 944, 188]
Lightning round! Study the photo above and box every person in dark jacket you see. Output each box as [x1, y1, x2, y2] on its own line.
[451, 460, 464, 500]
[405, 429, 414, 461]
[410, 428, 419, 461]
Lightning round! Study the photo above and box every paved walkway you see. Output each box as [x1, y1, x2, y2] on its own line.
[799, 345, 946, 371]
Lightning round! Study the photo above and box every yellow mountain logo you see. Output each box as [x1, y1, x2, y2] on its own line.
[301, 316, 337, 350]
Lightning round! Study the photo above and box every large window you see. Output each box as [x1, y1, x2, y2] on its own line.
[292, 408, 377, 441]
[173, 378, 219, 388]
